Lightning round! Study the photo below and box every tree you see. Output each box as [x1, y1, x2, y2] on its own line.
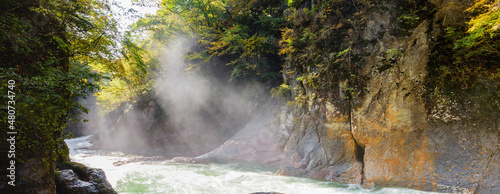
[127, 0, 284, 86]
[456, 0, 500, 56]
[0, 0, 118, 191]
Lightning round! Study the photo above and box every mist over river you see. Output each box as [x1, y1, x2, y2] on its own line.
[65, 136, 441, 194]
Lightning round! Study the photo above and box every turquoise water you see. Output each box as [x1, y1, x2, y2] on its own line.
[66, 136, 440, 194]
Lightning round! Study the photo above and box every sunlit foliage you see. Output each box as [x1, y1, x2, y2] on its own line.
[0, 0, 119, 173]
[133, 0, 283, 83]
[456, 0, 499, 56]
[430, 0, 500, 96]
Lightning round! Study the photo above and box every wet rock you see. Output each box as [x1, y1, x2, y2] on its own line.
[276, 165, 305, 177]
[56, 162, 116, 194]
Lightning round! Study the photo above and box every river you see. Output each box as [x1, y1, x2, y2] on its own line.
[65, 135, 440, 194]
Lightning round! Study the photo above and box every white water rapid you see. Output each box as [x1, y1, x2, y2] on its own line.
[65, 135, 440, 194]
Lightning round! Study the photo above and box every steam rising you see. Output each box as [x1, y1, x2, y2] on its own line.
[91, 37, 261, 156]
[156, 37, 258, 154]
[157, 37, 212, 128]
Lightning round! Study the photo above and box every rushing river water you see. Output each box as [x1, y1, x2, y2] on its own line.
[66, 136, 440, 194]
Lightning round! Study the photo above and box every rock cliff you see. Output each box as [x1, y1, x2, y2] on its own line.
[194, 0, 499, 193]
[275, 0, 499, 192]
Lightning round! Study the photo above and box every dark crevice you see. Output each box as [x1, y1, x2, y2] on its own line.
[354, 140, 365, 185]
[354, 142, 365, 163]
[347, 91, 365, 185]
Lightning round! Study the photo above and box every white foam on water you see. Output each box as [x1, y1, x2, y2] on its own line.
[65, 136, 442, 194]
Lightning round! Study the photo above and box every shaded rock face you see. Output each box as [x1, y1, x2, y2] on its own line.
[193, 100, 364, 184]
[274, 102, 364, 184]
[55, 162, 116, 194]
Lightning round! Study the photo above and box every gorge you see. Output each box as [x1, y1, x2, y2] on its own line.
[1, 0, 499, 193]
[89, 0, 499, 193]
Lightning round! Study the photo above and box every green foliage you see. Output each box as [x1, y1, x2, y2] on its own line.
[397, 11, 420, 29]
[287, 88, 316, 108]
[161, 0, 227, 29]
[279, 0, 369, 103]
[0, 0, 118, 170]
[390, 0, 427, 37]
[64, 132, 76, 139]
[95, 38, 156, 111]
[93, 0, 287, 116]
[271, 83, 291, 100]
[208, 24, 280, 83]
[287, 0, 304, 8]
[428, 0, 500, 100]
[117, 0, 285, 94]
[455, 0, 499, 56]
[0, 64, 103, 164]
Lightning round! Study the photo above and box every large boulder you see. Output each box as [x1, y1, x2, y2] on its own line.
[56, 162, 116, 194]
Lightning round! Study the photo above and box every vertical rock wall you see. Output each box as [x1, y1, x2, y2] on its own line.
[272, 0, 499, 193]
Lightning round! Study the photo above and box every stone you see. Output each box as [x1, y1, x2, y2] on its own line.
[56, 162, 116, 194]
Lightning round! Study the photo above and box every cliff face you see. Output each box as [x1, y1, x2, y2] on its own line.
[198, 0, 499, 193]
[272, 0, 499, 193]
